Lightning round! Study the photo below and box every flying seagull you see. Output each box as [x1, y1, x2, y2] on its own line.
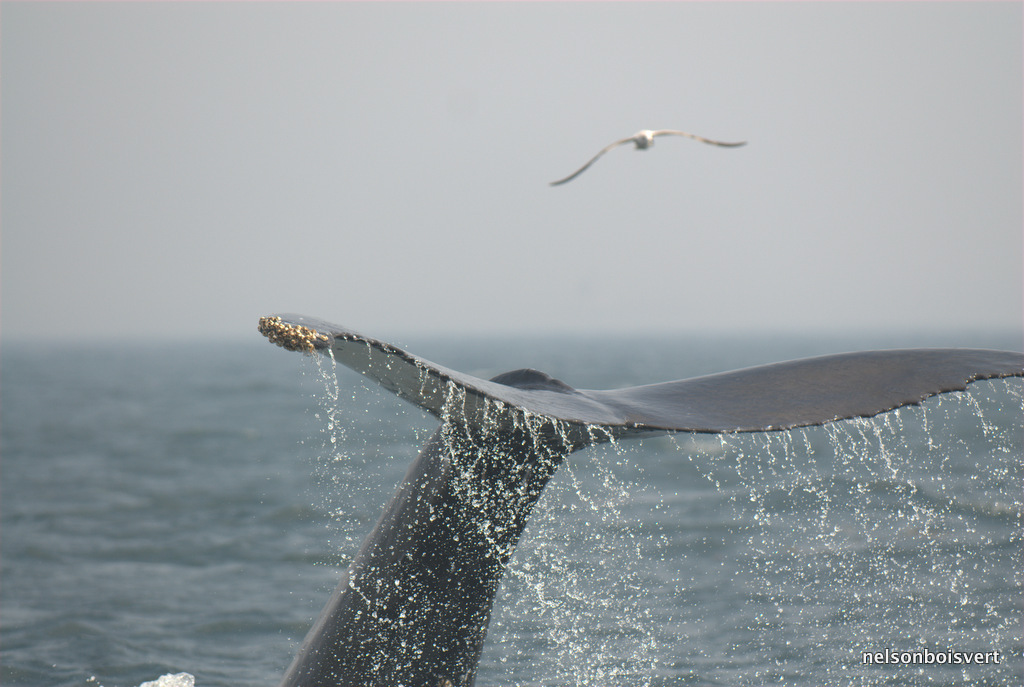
[550, 129, 746, 186]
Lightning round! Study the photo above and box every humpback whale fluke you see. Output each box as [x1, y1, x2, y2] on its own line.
[258, 314, 1023, 686]
[549, 129, 747, 186]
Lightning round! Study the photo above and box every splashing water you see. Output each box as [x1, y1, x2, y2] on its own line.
[660, 379, 1022, 686]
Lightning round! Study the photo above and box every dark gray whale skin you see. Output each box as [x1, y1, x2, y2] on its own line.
[280, 387, 569, 687]
[259, 315, 1024, 687]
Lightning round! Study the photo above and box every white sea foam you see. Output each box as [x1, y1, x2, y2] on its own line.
[138, 674, 195, 687]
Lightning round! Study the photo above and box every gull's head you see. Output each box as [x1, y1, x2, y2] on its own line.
[633, 130, 656, 149]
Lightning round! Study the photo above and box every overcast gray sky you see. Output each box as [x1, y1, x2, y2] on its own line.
[2, 2, 1021, 342]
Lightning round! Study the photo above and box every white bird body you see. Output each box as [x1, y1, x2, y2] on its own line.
[550, 129, 745, 186]
[631, 129, 657, 149]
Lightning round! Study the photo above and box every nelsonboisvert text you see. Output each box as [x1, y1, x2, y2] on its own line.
[862, 649, 1000, 666]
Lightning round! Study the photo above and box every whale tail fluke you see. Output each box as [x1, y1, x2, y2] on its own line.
[259, 314, 1022, 687]
[259, 314, 1024, 437]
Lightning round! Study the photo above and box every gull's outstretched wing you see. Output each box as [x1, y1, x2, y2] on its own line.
[650, 130, 747, 147]
[259, 315, 1023, 443]
[549, 136, 636, 186]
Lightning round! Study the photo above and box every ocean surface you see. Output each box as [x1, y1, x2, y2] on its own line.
[2, 332, 1022, 687]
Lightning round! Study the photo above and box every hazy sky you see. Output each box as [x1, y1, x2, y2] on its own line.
[3, 2, 1021, 342]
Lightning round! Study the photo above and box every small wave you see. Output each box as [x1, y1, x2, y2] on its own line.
[138, 674, 194, 687]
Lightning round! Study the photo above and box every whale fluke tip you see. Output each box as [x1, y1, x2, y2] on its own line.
[258, 316, 330, 353]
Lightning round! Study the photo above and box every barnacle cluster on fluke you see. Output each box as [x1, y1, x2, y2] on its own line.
[258, 316, 329, 353]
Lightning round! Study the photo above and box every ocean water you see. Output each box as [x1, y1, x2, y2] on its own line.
[2, 333, 1021, 687]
